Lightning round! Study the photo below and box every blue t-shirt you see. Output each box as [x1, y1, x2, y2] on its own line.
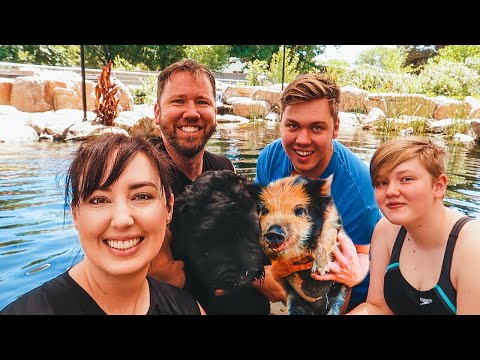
[255, 138, 382, 309]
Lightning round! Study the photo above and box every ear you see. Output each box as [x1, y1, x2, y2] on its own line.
[307, 175, 333, 197]
[434, 174, 448, 199]
[244, 182, 264, 203]
[154, 102, 161, 125]
[71, 204, 79, 230]
[167, 193, 174, 224]
[332, 117, 340, 139]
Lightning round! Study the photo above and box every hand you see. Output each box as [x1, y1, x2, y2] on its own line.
[149, 257, 185, 288]
[253, 256, 312, 304]
[310, 230, 366, 288]
[148, 228, 186, 288]
[270, 255, 313, 280]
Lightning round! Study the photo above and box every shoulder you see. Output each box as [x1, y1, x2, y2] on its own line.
[259, 138, 283, 155]
[455, 218, 480, 256]
[0, 275, 65, 315]
[204, 151, 234, 171]
[257, 139, 284, 165]
[372, 217, 401, 245]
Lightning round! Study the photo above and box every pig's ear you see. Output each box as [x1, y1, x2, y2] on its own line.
[306, 174, 334, 198]
[244, 182, 264, 203]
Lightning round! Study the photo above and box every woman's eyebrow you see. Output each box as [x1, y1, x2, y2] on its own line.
[129, 181, 158, 190]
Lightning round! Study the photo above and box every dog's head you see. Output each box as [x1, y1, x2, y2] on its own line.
[257, 175, 342, 275]
[170, 170, 265, 300]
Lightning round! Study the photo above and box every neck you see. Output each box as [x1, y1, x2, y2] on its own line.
[69, 261, 150, 315]
[164, 144, 204, 181]
[404, 204, 452, 248]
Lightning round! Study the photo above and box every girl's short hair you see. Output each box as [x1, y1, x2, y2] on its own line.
[370, 136, 446, 187]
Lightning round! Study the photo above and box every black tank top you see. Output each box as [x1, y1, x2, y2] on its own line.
[384, 216, 473, 315]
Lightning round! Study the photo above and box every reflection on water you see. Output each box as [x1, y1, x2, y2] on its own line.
[0, 121, 479, 309]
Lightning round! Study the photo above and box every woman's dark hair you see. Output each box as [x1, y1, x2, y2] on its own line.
[64, 133, 174, 212]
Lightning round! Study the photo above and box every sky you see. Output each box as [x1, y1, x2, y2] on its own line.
[317, 45, 396, 64]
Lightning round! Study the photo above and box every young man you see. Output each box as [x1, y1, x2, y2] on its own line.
[254, 74, 382, 311]
[148, 59, 271, 314]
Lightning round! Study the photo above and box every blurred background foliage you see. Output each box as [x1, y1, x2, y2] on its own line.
[1, 44, 480, 99]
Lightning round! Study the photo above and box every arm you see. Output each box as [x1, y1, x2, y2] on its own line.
[347, 218, 395, 315]
[148, 227, 186, 288]
[455, 219, 480, 314]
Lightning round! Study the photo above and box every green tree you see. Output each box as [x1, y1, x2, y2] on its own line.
[185, 45, 232, 71]
[0, 45, 23, 62]
[245, 59, 269, 86]
[266, 46, 300, 84]
[435, 45, 480, 63]
[83, 45, 186, 70]
[355, 46, 408, 72]
[230, 45, 324, 73]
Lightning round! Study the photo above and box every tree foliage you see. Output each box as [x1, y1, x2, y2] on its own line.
[229, 45, 324, 73]
[266, 46, 300, 84]
[185, 45, 232, 71]
[355, 46, 408, 72]
[0, 45, 324, 74]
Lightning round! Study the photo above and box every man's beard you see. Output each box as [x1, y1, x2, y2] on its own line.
[160, 121, 217, 158]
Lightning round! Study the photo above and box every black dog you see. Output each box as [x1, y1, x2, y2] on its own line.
[256, 175, 349, 315]
[170, 170, 269, 315]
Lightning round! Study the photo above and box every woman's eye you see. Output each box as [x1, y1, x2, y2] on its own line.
[89, 196, 107, 204]
[134, 193, 153, 201]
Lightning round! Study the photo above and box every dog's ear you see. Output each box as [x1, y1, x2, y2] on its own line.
[244, 182, 264, 203]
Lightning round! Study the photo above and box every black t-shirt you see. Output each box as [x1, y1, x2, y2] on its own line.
[0, 272, 201, 315]
[149, 137, 235, 197]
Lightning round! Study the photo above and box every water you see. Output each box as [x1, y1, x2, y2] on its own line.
[1, 121, 479, 310]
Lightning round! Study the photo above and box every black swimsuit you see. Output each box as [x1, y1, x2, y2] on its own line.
[384, 216, 473, 315]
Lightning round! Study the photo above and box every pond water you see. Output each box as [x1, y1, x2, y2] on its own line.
[1, 121, 479, 310]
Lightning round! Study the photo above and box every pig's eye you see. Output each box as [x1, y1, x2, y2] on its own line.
[294, 206, 307, 217]
[259, 204, 269, 216]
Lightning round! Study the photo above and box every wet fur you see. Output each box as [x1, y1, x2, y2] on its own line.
[170, 170, 266, 314]
[257, 175, 348, 315]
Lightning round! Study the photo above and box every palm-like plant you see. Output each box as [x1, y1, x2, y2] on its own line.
[94, 59, 119, 126]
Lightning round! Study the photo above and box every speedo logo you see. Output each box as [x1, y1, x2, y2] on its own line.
[420, 297, 432, 305]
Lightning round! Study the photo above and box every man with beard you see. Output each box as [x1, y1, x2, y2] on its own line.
[147, 59, 274, 314]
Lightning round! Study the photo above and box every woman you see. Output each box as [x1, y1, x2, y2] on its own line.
[1, 133, 205, 315]
[348, 136, 480, 315]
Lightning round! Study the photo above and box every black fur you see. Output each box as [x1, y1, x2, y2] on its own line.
[170, 170, 268, 315]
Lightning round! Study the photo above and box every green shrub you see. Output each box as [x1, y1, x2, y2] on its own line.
[418, 59, 480, 99]
[132, 75, 157, 105]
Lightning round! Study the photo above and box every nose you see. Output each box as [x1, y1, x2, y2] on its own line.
[295, 129, 311, 145]
[183, 100, 200, 119]
[110, 201, 134, 229]
[385, 181, 399, 196]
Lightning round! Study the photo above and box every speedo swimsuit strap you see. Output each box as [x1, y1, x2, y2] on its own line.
[390, 226, 407, 264]
[439, 216, 474, 283]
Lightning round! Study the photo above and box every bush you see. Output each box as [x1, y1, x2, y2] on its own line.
[418, 59, 480, 99]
